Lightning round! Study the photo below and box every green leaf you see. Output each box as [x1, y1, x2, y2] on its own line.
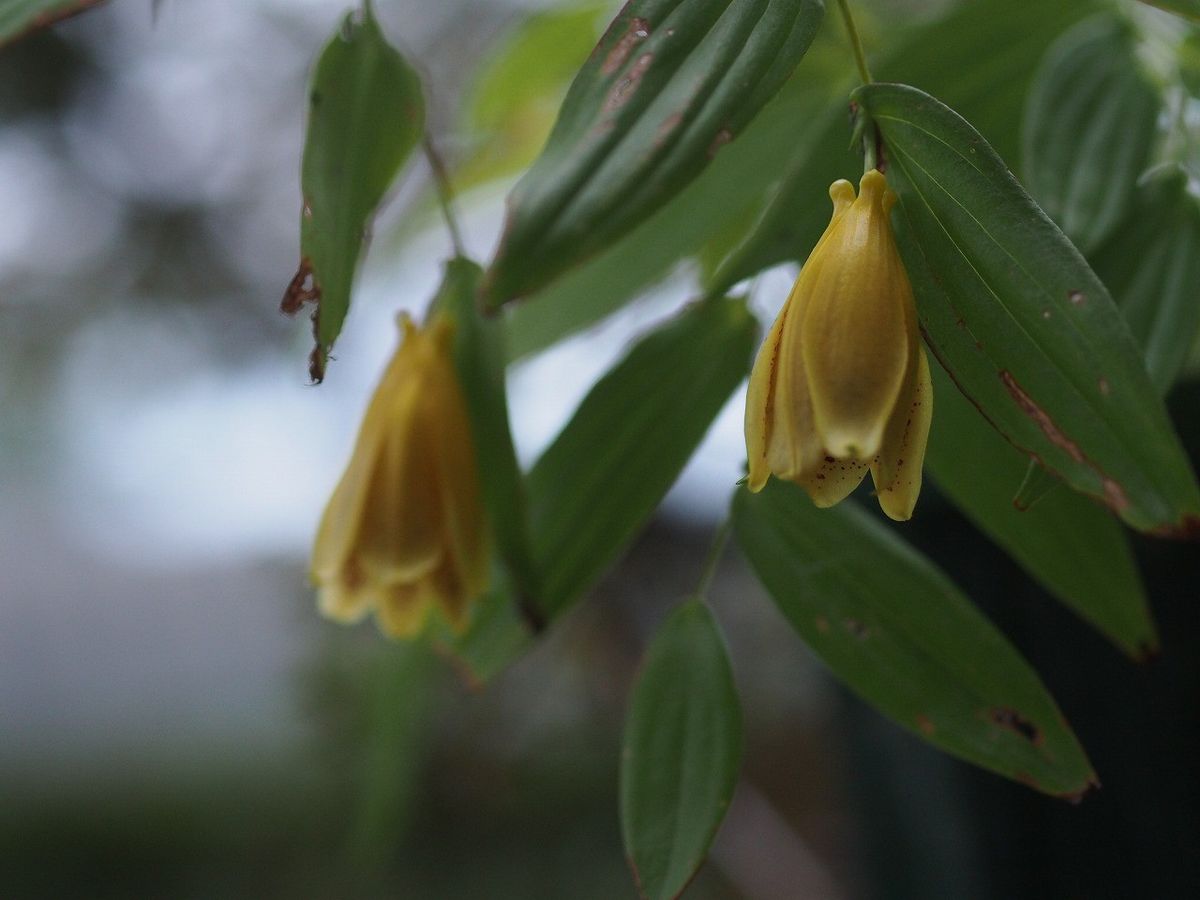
[1022, 14, 1160, 253]
[456, 1, 607, 191]
[1012, 460, 1061, 512]
[530, 296, 757, 615]
[438, 296, 757, 682]
[1137, 0, 1200, 22]
[0, 0, 103, 47]
[433, 259, 541, 625]
[733, 481, 1097, 797]
[621, 600, 742, 900]
[432, 572, 533, 687]
[286, 5, 424, 381]
[856, 82, 1200, 536]
[1092, 165, 1200, 394]
[482, 0, 826, 307]
[503, 35, 846, 361]
[925, 365, 1156, 659]
[709, 0, 1100, 293]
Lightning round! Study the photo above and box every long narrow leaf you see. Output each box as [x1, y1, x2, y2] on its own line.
[483, 0, 825, 306]
[734, 481, 1097, 797]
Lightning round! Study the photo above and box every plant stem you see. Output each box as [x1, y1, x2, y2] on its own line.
[422, 133, 466, 258]
[863, 130, 877, 173]
[835, 0, 873, 85]
[696, 517, 733, 601]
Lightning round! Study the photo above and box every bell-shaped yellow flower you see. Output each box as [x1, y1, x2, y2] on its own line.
[312, 312, 489, 638]
[744, 169, 933, 521]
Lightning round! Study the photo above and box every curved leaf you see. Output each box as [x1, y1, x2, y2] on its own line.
[621, 601, 742, 900]
[856, 82, 1200, 536]
[503, 33, 845, 361]
[529, 296, 757, 614]
[483, 0, 825, 306]
[1092, 165, 1200, 394]
[1022, 14, 1160, 252]
[286, 5, 425, 381]
[733, 481, 1097, 798]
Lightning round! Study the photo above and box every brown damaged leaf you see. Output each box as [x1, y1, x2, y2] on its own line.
[998, 369, 1130, 513]
[600, 15, 650, 76]
[279, 257, 326, 383]
[280, 257, 319, 315]
[988, 706, 1043, 746]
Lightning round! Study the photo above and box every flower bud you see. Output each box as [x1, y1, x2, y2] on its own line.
[312, 313, 489, 637]
[745, 169, 933, 521]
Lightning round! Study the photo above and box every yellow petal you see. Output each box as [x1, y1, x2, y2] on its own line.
[746, 180, 859, 490]
[426, 338, 490, 619]
[311, 315, 427, 580]
[797, 454, 871, 508]
[745, 294, 789, 492]
[317, 580, 372, 624]
[802, 170, 913, 460]
[374, 583, 433, 638]
[310, 311, 492, 639]
[872, 346, 933, 521]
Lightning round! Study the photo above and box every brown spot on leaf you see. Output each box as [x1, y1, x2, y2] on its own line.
[280, 258, 327, 382]
[281, 257, 319, 315]
[600, 16, 650, 76]
[998, 370, 1129, 512]
[989, 707, 1043, 746]
[1013, 771, 1039, 791]
[1135, 639, 1160, 663]
[999, 371, 1084, 464]
[815, 615, 830, 634]
[708, 127, 733, 158]
[655, 111, 684, 147]
[602, 52, 653, 116]
[916, 714, 935, 736]
[1098, 377, 1110, 396]
[1068, 290, 1086, 306]
[1151, 514, 1200, 543]
[1063, 779, 1101, 805]
[844, 618, 870, 640]
[308, 344, 326, 384]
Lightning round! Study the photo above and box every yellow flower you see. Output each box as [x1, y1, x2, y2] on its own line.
[312, 312, 489, 637]
[744, 169, 933, 521]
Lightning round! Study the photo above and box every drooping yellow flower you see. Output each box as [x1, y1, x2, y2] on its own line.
[744, 169, 932, 521]
[312, 312, 489, 638]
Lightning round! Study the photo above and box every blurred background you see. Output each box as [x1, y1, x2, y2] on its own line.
[2, 1, 1198, 897]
